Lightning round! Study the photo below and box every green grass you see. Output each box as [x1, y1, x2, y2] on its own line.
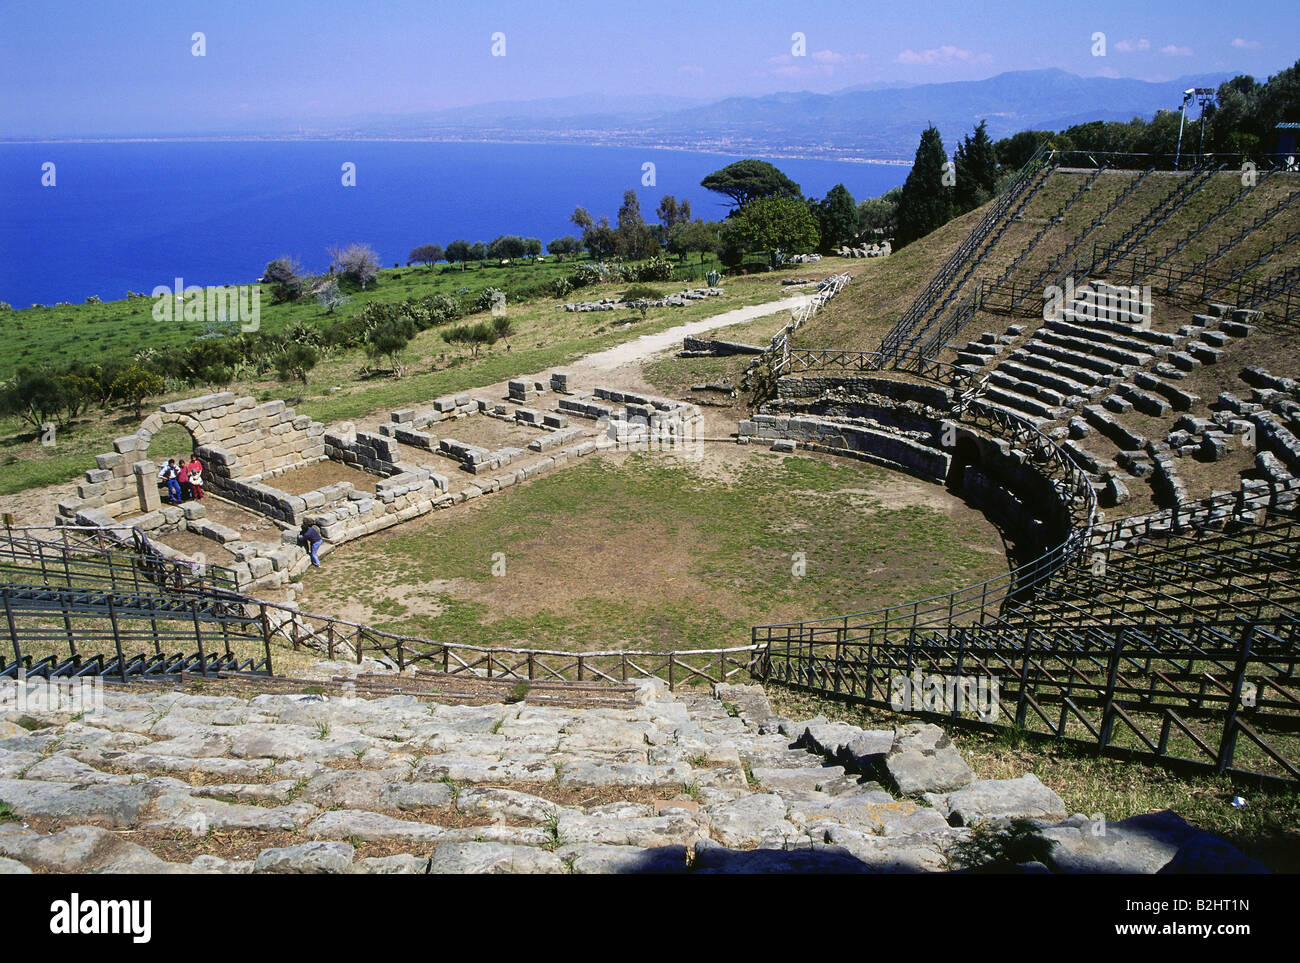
[0, 258, 807, 501]
[304, 452, 1006, 652]
[2, 255, 737, 383]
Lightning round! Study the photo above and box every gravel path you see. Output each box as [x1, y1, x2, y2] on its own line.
[565, 293, 810, 377]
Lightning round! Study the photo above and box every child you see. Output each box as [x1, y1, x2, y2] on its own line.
[188, 457, 205, 500]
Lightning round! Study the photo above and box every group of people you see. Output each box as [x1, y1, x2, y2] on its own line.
[157, 456, 205, 504]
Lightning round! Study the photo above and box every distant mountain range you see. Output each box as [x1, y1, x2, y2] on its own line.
[344, 68, 1232, 161]
[29, 69, 1233, 162]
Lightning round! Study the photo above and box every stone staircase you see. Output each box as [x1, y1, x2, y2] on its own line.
[0, 673, 1263, 874]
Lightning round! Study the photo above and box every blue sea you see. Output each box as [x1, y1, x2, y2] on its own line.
[0, 141, 908, 306]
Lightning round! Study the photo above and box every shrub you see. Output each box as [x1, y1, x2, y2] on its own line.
[110, 365, 165, 417]
[365, 316, 417, 377]
[264, 258, 305, 303]
[635, 256, 673, 282]
[418, 293, 463, 325]
[329, 243, 381, 290]
[476, 287, 505, 313]
[315, 279, 352, 314]
[275, 343, 319, 384]
[85, 294, 102, 304]
[620, 284, 662, 303]
[443, 321, 498, 358]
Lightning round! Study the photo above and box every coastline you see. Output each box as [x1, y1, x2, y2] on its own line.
[0, 134, 913, 166]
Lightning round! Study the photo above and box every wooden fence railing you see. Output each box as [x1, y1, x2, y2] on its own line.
[0, 580, 763, 691]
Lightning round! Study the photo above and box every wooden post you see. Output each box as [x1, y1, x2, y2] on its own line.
[62, 595, 77, 659]
[3, 588, 21, 672]
[191, 601, 208, 678]
[107, 595, 128, 684]
[355, 626, 363, 665]
[1216, 623, 1256, 775]
[833, 628, 843, 696]
[260, 605, 275, 676]
[1097, 628, 1124, 750]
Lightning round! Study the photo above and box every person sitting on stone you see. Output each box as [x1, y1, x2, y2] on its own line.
[157, 459, 182, 504]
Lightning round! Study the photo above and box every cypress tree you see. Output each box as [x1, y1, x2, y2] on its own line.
[895, 125, 954, 248]
[814, 184, 859, 253]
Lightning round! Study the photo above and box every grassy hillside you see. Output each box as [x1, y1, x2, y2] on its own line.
[791, 206, 986, 351]
[1, 254, 738, 382]
[0, 259, 809, 497]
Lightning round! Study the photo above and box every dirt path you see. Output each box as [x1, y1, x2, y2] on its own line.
[566, 294, 808, 378]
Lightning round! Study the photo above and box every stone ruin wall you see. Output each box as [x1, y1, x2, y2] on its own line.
[59, 392, 326, 526]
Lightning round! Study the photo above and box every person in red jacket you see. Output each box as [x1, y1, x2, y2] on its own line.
[188, 457, 205, 500]
[176, 459, 192, 501]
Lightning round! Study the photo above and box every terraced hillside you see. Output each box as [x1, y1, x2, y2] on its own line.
[796, 163, 1300, 357]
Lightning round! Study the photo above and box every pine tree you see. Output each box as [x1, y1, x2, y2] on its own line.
[954, 120, 999, 214]
[895, 125, 954, 248]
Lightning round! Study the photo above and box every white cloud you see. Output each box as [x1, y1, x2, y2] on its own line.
[809, 49, 867, 65]
[1113, 38, 1151, 53]
[895, 45, 991, 66]
[764, 49, 866, 78]
[1231, 38, 1262, 49]
[1161, 44, 1194, 56]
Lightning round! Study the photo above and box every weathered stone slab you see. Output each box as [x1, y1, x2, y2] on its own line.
[925, 774, 1066, 826]
[428, 842, 565, 874]
[253, 841, 355, 874]
[883, 724, 975, 795]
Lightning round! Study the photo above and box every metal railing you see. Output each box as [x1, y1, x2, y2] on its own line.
[0, 524, 240, 596]
[757, 613, 1299, 786]
[879, 143, 1053, 363]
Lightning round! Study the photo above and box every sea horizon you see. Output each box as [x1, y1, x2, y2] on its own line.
[0, 140, 909, 306]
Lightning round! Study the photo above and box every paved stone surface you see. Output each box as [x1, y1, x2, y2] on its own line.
[0, 675, 1259, 874]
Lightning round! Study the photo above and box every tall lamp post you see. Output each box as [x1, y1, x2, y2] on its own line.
[1175, 89, 1194, 170]
[1175, 87, 1217, 170]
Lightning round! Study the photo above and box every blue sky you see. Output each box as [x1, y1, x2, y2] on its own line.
[1, 0, 1296, 136]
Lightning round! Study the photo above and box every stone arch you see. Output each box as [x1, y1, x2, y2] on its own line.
[136, 411, 210, 462]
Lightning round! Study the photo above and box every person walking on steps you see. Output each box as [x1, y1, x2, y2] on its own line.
[297, 520, 323, 567]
